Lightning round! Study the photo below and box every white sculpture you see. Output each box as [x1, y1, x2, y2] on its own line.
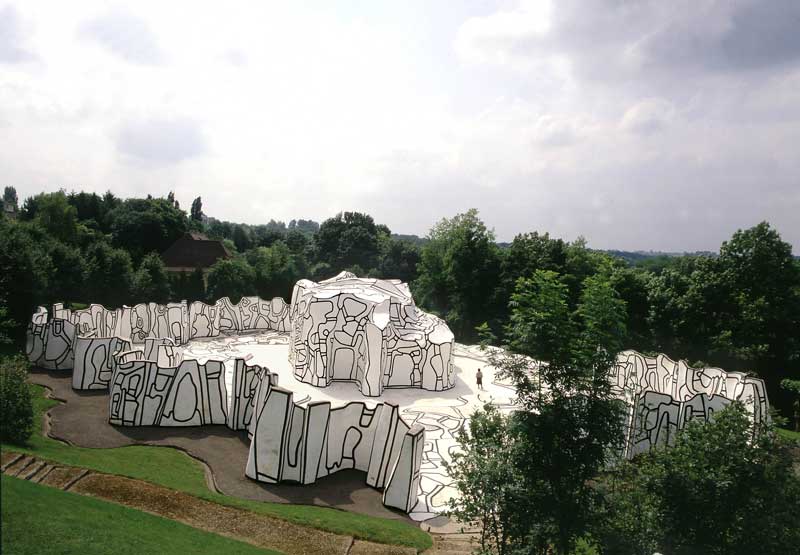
[289, 272, 455, 397]
[244, 367, 424, 509]
[611, 350, 770, 458]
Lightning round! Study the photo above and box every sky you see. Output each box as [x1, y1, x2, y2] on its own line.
[1, 0, 799, 251]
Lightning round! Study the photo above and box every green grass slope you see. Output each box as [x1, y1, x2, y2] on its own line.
[1, 475, 279, 555]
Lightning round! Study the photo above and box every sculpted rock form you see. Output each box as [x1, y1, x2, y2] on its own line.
[289, 272, 455, 397]
[612, 350, 770, 458]
[245, 366, 423, 510]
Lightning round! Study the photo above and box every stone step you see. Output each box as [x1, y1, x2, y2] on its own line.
[1, 451, 24, 471]
[432, 534, 479, 542]
[30, 464, 55, 483]
[434, 540, 477, 551]
[4, 455, 35, 477]
[39, 466, 89, 490]
[19, 460, 48, 480]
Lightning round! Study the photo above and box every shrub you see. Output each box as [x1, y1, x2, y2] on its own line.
[0, 355, 34, 444]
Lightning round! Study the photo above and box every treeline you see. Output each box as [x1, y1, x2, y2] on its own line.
[0, 189, 798, 417]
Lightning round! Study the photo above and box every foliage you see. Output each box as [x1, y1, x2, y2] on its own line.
[170, 268, 207, 303]
[108, 197, 188, 262]
[190, 196, 203, 221]
[3, 186, 18, 212]
[2, 476, 279, 555]
[132, 252, 172, 304]
[599, 403, 800, 555]
[446, 404, 520, 555]
[247, 241, 301, 300]
[0, 355, 34, 444]
[206, 257, 256, 303]
[781, 378, 800, 432]
[453, 270, 627, 555]
[315, 211, 388, 274]
[84, 241, 134, 308]
[413, 209, 501, 340]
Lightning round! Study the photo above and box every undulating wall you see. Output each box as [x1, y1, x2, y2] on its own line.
[244, 370, 424, 511]
[27, 296, 291, 383]
[108, 356, 229, 427]
[289, 272, 455, 397]
[612, 350, 770, 458]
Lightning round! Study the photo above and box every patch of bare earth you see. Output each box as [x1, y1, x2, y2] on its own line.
[72, 473, 352, 555]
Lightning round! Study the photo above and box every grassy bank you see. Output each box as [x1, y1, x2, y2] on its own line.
[0, 384, 432, 552]
[2, 475, 280, 555]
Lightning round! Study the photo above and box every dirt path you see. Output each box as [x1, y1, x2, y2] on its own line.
[2, 451, 416, 555]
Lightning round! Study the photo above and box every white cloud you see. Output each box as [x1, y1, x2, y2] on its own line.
[620, 98, 676, 135]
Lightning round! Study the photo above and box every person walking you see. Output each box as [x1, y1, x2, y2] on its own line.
[476, 367, 484, 391]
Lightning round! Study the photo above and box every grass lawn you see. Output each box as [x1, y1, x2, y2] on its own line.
[1, 475, 280, 555]
[0, 384, 432, 551]
[777, 427, 800, 443]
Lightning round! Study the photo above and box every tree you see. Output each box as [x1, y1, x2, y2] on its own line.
[190, 196, 203, 221]
[0, 220, 52, 344]
[376, 236, 420, 283]
[315, 212, 386, 274]
[84, 242, 134, 308]
[132, 252, 172, 303]
[714, 222, 800, 417]
[458, 269, 627, 555]
[206, 258, 255, 303]
[3, 186, 18, 212]
[108, 198, 189, 262]
[0, 355, 34, 444]
[247, 242, 300, 300]
[600, 403, 800, 555]
[413, 209, 501, 340]
[32, 191, 79, 244]
[446, 404, 520, 555]
[232, 224, 252, 252]
[781, 378, 800, 432]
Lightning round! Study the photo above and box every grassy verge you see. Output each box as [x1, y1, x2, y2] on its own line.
[777, 427, 800, 443]
[2, 475, 280, 555]
[1, 384, 432, 551]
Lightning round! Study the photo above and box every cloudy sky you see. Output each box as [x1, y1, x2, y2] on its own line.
[1, 1, 799, 251]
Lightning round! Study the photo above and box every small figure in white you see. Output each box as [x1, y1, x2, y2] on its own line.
[476, 367, 484, 391]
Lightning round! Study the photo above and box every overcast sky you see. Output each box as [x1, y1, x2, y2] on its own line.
[1, 1, 799, 251]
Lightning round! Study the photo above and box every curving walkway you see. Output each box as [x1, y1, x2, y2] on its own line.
[27, 368, 411, 522]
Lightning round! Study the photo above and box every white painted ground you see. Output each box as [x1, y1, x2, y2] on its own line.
[181, 330, 518, 521]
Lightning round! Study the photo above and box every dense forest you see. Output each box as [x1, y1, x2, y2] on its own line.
[0, 187, 798, 420]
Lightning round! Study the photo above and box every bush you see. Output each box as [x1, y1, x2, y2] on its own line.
[0, 355, 34, 444]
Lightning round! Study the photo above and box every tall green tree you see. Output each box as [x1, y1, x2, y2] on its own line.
[132, 252, 172, 304]
[315, 212, 387, 274]
[413, 209, 501, 340]
[31, 191, 79, 244]
[2, 186, 18, 213]
[84, 242, 134, 308]
[452, 270, 627, 554]
[108, 197, 188, 262]
[190, 196, 203, 221]
[247, 241, 300, 300]
[206, 258, 255, 303]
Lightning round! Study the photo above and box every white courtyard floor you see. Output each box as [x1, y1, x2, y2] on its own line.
[181, 330, 518, 521]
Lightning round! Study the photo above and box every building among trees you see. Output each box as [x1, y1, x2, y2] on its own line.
[160, 232, 231, 278]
